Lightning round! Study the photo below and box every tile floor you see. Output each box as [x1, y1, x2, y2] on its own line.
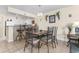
[0, 39, 69, 53]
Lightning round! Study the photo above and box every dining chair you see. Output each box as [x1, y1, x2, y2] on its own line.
[40, 27, 54, 53]
[53, 27, 58, 46]
[16, 25, 25, 41]
[24, 27, 40, 53]
[47, 26, 58, 50]
[46, 27, 54, 53]
[40, 26, 58, 53]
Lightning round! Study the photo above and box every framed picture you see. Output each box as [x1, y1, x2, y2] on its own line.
[49, 15, 56, 23]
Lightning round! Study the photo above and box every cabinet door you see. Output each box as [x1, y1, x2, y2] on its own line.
[0, 16, 5, 40]
[0, 17, 3, 40]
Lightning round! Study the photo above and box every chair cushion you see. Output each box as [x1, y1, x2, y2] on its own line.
[33, 40, 39, 44]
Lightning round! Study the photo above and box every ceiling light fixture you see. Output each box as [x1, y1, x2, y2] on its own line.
[37, 5, 43, 17]
[37, 12, 43, 16]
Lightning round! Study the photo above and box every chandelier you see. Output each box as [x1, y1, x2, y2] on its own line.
[37, 5, 43, 17]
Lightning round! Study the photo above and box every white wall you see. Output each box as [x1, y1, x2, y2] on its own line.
[6, 13, 34, 42]
[0, 6, 8, 41]
[35, 6, 79, 41]
[0, 6, 35, 42]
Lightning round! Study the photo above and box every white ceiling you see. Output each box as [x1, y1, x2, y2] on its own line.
[8, 5, 71, 14]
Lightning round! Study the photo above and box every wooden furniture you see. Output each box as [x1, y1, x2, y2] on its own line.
[53, 27, 58, 45]
[41, 27, 54, 53]
[24, 28, 47, 53]
[24, 26, 58, 53]
[16, 25, 25, 41]
[67, 34, 79, 53]
[40, 27, 58, 53]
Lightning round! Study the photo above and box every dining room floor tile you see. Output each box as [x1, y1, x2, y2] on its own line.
[0, 40, 69, 53]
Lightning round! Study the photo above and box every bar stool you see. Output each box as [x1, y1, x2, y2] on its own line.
[16, 25, 25, 41]
[24, 27, 41, 53]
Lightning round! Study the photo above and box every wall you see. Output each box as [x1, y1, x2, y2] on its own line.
[0, 6, 35, 42]
[6, 12, 34, 42]
[0, 6, 8, 41]
[35, 6, 79, 41]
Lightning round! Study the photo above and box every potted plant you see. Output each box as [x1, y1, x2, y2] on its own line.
[66, 23, 73, 38]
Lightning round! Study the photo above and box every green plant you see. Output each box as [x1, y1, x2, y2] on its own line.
[67, 23, 73, 32]
[66, 23, 73, 36]
[66, 23, 73, 38]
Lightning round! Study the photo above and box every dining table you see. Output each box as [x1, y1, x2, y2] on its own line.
[67, 34, 79, 53]
[25, 29, 48, 52]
